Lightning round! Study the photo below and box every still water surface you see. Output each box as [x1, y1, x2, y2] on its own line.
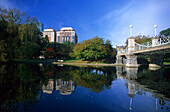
[0, 63, 170, 112]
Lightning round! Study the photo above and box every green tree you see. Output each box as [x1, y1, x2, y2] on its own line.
[45, 42, 74, 59]
[0, 40, 7, 62]
[18, 16, 41, 43]
[0, 8, 25, 61]
[160, 28, 170, 36]
[72, 36, 116, 61]
[19, 42, 40, 59]
[0, 7, 42, 61]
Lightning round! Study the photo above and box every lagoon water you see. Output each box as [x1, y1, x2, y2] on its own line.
[0, 63, 170, 112]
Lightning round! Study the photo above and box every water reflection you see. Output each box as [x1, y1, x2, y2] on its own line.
[42, 79, 54, 94]
[56, 79, 75, 95]
[116, 66, 170, 111]
[42, 79, 75, 95]
[0, 63, 169, 111]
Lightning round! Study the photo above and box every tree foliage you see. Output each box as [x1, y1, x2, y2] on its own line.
[160, 28, 170, 36]
[19, 42, 40, 59]
[0, 7, 41, 61]
[45, 47, 56, 58]
[125, 35, 152, 48]
[45, 42, 74, 59]
[72, 36, 116, 61]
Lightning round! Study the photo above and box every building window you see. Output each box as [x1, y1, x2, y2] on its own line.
[72, 36, 75, 42]
[72, 36, 75, 39]
[67, 37, 69, 41]
[57, 36, 60, 42]
[62, 36, 65, 42]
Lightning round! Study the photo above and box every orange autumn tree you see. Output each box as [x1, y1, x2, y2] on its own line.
[125, 35, 152, 48]
[45, 47, 56, 58]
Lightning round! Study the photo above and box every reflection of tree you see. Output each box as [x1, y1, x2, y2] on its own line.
[71, 67, 116, 93]
[44, 64, 56, 76]
[0, 63, 42, 111]
[136, 68, 170, 98]
[0, 64, 117, 111]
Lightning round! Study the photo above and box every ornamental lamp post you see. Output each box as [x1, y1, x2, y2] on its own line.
[129, 25, 133, 37]
[154, 25, 157, 37]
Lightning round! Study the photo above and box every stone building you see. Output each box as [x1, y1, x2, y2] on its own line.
[56, 27, 78, 45]
[42, 27, 56, 42]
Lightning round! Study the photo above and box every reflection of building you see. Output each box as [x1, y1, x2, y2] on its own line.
[42, 28, 56, 42]
[56, 79, 75, 95]
[42, 79, 75, 95]
[42, 79, 54, 94]
[56, 27, 78, 45]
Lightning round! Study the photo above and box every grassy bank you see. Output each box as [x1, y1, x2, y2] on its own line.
[163, 62, 170, 65]
[63, 59, 107, 64]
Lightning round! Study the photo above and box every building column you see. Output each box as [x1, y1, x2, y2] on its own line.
[152, 36, 159, 47]
[122, 57, 126, 64]
[149, 54, 164, 68]
[116, 66, 123, 79]
[128, 37, 135, 52]
[116, 55, 123, 65]
[125, 53, 139, 67]
[126, 36, 139, 67]
[126, 67, 138, 79]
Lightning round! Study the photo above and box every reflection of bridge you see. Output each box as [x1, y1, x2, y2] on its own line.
[116, 36, 170, 68]
[116, 66, 170, 111]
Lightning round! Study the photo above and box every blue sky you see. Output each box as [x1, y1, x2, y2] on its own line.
[1, 0, 170, 46]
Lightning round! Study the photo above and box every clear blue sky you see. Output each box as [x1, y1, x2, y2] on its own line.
[1, 0, 170, 46]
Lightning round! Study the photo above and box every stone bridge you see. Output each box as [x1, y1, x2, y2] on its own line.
[116, 36, 170, 68]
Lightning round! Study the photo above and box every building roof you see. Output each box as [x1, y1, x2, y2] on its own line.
[60, 27, 74, 31]
[44, 28, 54, 32]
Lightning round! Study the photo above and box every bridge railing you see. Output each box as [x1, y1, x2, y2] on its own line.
[119, 47, 128, 53]
[158, 36, 170, 45]
[134, 41, 152, 51]
[118, 36, 169, 54]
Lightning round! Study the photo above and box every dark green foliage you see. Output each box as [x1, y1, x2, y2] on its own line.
[0, 7, 41, 61]
[19, 42, 40, 59]
[160, 28, 170, 36]
[0, 40, 7, 62]
[51, 42, 74, 59]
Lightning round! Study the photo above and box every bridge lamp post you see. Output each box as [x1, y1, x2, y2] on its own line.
[129, 25, 133, 37]
[154, 25, 157, 37]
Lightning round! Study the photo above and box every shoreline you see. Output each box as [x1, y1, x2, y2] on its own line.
[3, 59, 170, 67]
[53, 62, 125, 66]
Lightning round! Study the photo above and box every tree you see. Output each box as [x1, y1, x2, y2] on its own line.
[0, 7, 42, 61]
[72, 36, 116, 61]
[18, 16, 41, 43]
[125, 35, 152, 48]
[19, 42, 40, 59]
[0, 8, 25, 61]
[0, 40, 7, 62]
[160, 28, 170, 36]
[44, 47, 56, 58]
